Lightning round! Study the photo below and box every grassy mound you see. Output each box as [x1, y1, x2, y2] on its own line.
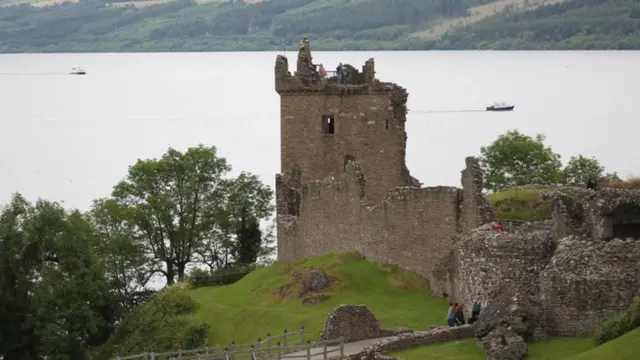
[568, 328, 640, 360]
[189, 252, 449, 346]
[94, 284, 209, 358]
[488, 188, 553, 222]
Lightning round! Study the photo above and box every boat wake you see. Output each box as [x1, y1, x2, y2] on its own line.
[0, 72, 70, 75]
[409, 109, 486, 114]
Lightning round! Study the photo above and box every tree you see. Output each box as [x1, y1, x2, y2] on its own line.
[233, 208, 263, 266]
[108, 145, 273, 285]
[197, 171, 274, 270]
[90, 198, 155, 314]
[0, 194, 114, 360]
[562, 155, 605, 186]
[479, 130, 563, 192]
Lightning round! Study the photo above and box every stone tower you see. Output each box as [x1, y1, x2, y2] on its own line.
[274, 38, 416, 205]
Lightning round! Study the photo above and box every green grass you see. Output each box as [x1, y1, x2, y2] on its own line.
[189, 252, 450, 347]
[389, 336, 595, 360]
[389, 338, 484, 360]
[527, 337, 595, 359]
[488, 187, 553, 222]
[568, 328, 640, 360]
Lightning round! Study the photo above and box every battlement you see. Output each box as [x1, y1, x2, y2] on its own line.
[274, 37, 386, 95]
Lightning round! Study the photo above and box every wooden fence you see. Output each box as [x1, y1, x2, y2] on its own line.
[112, 327, 346, 360]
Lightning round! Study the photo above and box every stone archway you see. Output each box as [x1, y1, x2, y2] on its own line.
[601, 203, 640, 240]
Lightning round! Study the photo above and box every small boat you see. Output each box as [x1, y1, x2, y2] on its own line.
[486, 102, 514, 111]
[70, 66, 86, 75]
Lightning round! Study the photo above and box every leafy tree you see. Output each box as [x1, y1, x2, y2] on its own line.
[90, 198, 155, 314]
[107, 144, 273, 285]
[0, 194, 114, 360]
[562, 155, 605, 185]
[233, 208, 263, 266]
[480, 130, 563, 191]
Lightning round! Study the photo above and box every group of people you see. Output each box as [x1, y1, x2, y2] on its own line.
[446, 297, 485, 327]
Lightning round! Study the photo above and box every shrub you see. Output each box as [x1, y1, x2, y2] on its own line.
[608, 177, 640, 190]
[488, 187, 552, 222]
[593, 297, 640, 345]
[186, 266, 255, 289]
[93, 284, 209, 359]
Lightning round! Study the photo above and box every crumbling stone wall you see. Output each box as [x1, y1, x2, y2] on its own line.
[451, 222, 554, 310]
[350, 325, 474, 360]
[539, 237, 640, 336]
[276, 157, 494, 285]
[320, 305, 406, 343]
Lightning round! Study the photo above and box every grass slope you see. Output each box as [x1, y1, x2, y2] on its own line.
[390, 337, 595, 360]
[568, 328, 640, 360]
[189, 252, 449, 346]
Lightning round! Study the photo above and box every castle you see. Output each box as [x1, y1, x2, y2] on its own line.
[274, 38, 494, 287]
[273, 39, 640, 357]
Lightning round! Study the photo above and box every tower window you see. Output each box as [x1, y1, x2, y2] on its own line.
[385, 119, 389, 129]
[322, 115, 335, 134]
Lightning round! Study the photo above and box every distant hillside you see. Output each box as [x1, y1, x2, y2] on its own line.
[0, 0, 638, 52]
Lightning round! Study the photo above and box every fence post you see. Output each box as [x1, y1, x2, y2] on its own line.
[283, 329, 288, 347]
[277, 341, 282, 360]
[323, 341, 328, 360]
[116, 355, 120, 360]
[150, 353, 155, 360]
[231, 341, 236, 360]
[257, 337, 263, 358]
[300, 326, 305, 344]
[266, 332, 271, 350]
[340, 335, 344, 357]
[224, 347, 229, 360]
[306, 340, 311, 360]
[178, 349, 183, 360]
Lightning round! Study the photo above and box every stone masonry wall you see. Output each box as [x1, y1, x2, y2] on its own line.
[278, 91, 410, 206]
[320, 305, 407, 343]
[539, 237, 640, 336]
[451, 222, 555, 314]
[276, 157, 493, 285]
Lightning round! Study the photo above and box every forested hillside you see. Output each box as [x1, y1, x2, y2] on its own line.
[0, 0, 638, 52]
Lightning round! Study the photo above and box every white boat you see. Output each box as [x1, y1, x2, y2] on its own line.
[70, 66, 86, 75]
[486, 102, 514, 111]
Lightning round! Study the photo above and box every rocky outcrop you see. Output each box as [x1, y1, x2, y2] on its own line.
[479, 326, 528, 360]
[320, 305, 409, 343]
[301, 270, 329, 295]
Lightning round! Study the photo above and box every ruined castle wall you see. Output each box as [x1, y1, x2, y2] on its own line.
[288, 163, 461, 279]
[280, 92, 408, 205]
[539, 237, 640, 336]
[452, 223, 555, 311]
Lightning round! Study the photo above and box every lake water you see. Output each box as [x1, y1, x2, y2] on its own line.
[0, 51, 639, 211]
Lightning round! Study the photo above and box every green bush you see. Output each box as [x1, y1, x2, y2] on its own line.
[593, 298, 640, 345]
[93, 283, 209, 359]
[186, 266, 254, 289]
[488, 187, 553, 222]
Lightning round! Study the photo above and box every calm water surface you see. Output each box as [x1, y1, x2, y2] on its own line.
[0, 51, 638, 210]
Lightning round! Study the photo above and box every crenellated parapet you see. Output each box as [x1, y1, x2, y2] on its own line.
[274, 37, 394, 95]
